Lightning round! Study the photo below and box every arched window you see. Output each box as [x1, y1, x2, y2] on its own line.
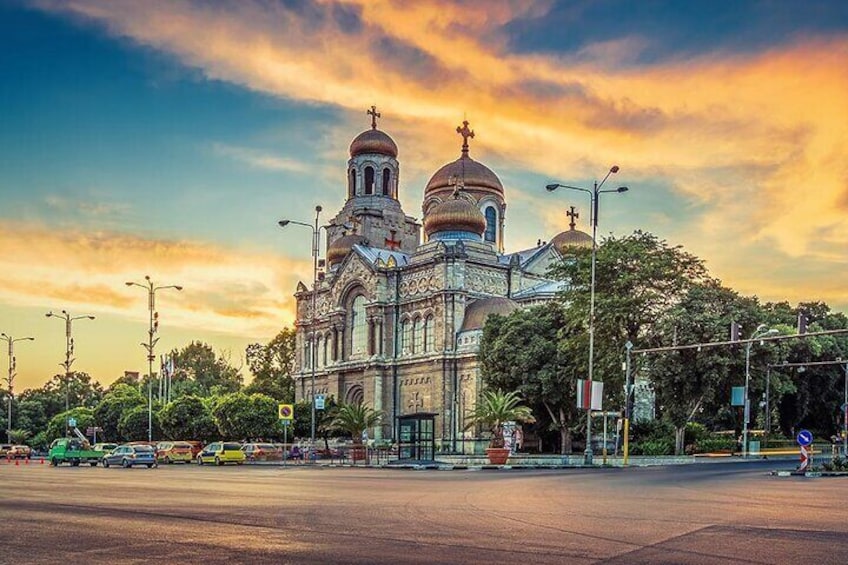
[349, 295, 367, 359]
[346, 384, 364, 406]
[484, 206, 497, 243]
[401, 319, 412, 355]
[424, 315, 435, 352]
[413, 317, 424, 354]
[315, 334, 323, 368]
[382, 168, 391, 196]
[364, 166, 374, 195]
[303, 340, 311, 369]
[349, 169, 357, 198]
[322, 333, 329, 366]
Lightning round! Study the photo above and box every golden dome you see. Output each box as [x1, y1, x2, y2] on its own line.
[327, 234, 368, 266]
[349, 128, 398, 158]
[550, 228, 593, 252]
[424, 196, 486, 238]
[460, 297, 520, 331]
[425, 155, 503, 195]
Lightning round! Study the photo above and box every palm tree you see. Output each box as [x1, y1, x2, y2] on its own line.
[465, 389, 535, 448]
[329, 403, 382, 444]
[9, 429, 32, 444]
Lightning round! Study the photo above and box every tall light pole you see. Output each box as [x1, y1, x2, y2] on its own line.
[125, 276, 183, 442]
[1, 333, 35, 443]
[743, 324, 779, 457]
[279, 205, 322, 452]
[46, 310, 95, 414]
[547, 166, 628, 464]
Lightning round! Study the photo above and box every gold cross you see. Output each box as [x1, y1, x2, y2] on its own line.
[367, 105, 381, 130]
[567, 206, 579, 230]
[456, 120, 474, 157]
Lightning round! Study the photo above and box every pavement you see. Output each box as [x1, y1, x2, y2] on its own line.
[2, 458, 847, 564]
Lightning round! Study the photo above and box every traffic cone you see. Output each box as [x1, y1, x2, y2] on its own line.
[25, 457, 29, 465]
[15, 459, 19, 466]
[40, 457, 44, 465]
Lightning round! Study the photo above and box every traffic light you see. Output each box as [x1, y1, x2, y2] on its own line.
[730, 321, 740, 342]
[797, 311, 808, 335]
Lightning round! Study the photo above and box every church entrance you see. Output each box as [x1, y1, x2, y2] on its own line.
[396, 413, 437, 462]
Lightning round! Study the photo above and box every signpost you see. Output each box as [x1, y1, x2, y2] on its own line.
[278, 404, 294, 466]
[797, 429, 813, 472]
[315, 394, 325, 410]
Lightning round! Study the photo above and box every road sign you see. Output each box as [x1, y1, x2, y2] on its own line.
[315, 394, 325, 410]
[731, 387, 745, 406]
[796, 429, 813, 446]
[86, 426, 103, 435]
[68, 418, 77, 428]
[278, 404, 294, 421]
[798, 445, 810, 472]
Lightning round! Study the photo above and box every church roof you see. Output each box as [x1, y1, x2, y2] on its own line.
[499, 245, 548, 267]
[423, 193, 486, 238]
[512, 280, 567, 300]
[350, 128, 398, 158]
[355, 245, 411, 268]
[425, 156, 503, 195]
[460, 297, 520, 332]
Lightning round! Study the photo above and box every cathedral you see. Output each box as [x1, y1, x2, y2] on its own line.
[292, 107, 592, 452]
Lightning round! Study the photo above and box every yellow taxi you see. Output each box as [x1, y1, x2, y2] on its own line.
[156, 441, 194, 464]
[196, 442, 245, 466]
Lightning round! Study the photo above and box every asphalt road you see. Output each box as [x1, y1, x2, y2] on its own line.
[1, 459, 846, 564]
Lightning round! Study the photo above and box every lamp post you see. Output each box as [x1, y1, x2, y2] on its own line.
[125, 276, 183, 442]
[279, 205, 322, 452]
[1, 333, 35, 443]
[547, 166, 628, 464]
[743, 324, 779, 457]
[45, 310, 95, 414]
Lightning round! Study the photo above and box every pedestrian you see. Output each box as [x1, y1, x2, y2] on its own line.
[513, 426, 524, 453]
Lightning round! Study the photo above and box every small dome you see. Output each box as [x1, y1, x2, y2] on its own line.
[350, 129, 398, 158]
[327, 234, 368, 266]
[425, 156, 503, 195]
[424, 196, 486, 238]
[460, 297, 520, 331]
[550, 228, 593, 252]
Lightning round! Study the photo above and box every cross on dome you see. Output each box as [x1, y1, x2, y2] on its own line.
[367, 105, 381, 130]
[567, 206, 579, 230]
[456, 120, 474, 157]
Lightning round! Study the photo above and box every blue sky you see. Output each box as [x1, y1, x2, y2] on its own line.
[1, 0, 846, 391]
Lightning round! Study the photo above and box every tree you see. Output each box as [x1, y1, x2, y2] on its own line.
[244, 328, 296, 401]
[45, 408, 95, 443]
[329, 403, 383, 444]
[291, 397, 342, 448]
[118, 405, 161, 441]
[8, 429, 31, 444]
[168, 341, 242, 397]
[94, 384, 146, 442]
[159, 395, 218, 442]
[480, 303, 579, 453]
[212, 392, 280, 440]
[464, 390, 535, 448]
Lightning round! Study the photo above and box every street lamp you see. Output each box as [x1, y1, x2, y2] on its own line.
[1, 333, 35, 443]
[279, 205, 323, 453]
[125, 276, 183, 442]
[743, 324, 779, 457]
[46, 310, 95, 414]
[547, 166, 628, 464]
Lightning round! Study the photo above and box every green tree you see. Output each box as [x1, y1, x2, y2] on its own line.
[94, 384, 146, 442]
[292, 397, 342, 448]
[244, 328, 296, 401]
[159, 395, 218, 442]
[168, 341, 242, 397]
[329, 403, 383, 444]
[212, 392, 280, 440]
[8, 429, 31, 444]
[45, 408, 95, 443]
[118, 405, 161, 441]
[480, 303, 579, 453]
[464, 390, 535, 448]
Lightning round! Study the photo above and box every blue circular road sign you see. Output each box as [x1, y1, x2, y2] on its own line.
[797, 429, 813, 446]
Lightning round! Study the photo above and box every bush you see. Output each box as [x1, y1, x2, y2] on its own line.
[822, 457, 848, 472]
[685, 422, 709, 446]
[632, 439, 674, 456]
[693, 436, 736, 454]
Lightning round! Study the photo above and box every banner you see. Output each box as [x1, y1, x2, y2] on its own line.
[577, 379, 603, 411]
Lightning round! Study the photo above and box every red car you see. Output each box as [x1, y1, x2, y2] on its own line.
[242, 443, 283, 461]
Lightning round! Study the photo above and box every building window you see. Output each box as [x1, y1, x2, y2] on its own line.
[323, 333, 329, 366]
[303, 341, 311, 369]
[315, 334, 323, 368]
[424, 315, 435, 352]
[350, 295, 367, 359]
[349, 169, 356, 198]
[401, 319, 412, 355]
[364, 166, 374, 195]
[413, 317, 424, 354]
[382, 168, 391, 196]
[484, 206, 497, 243]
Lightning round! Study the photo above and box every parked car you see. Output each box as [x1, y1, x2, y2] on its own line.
[102, 444, 157, 468]
[183, 440, 204, 458]
[92, 443, 118, 454]
[156, 441, 194, 464]
[48, 438, 103, 467]
[197, 442, 245, 466]
[8, 445, 32, 459]
[0, 444, 12, 457]
[242, 443, 283, 461]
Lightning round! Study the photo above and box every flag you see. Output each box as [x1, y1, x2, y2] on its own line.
[577, 379, 603, 411]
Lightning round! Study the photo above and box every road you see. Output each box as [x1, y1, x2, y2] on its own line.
[1, 459, 846, 564]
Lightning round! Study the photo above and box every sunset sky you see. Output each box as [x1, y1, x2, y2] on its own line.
[2, 0, 847, 392]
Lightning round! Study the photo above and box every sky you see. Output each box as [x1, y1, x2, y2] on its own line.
[1, 0, 847, 392]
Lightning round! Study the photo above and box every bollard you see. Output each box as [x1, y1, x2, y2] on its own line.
[15, 458, 19, 466]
